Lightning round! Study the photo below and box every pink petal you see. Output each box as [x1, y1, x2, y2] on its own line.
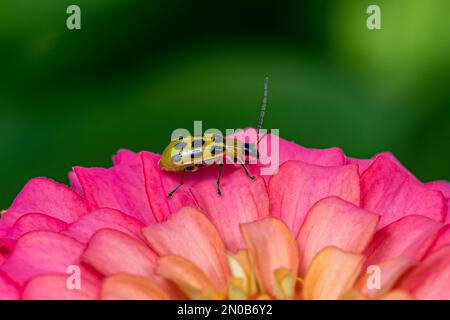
[447, 200, 450, 223]
[229, 128, 345, 180]
[297, 196, 379, 276]
[73, 161, 155, 224]
[4, 178, 88, 227]
[361, 153, 446, 228]
[22, 274, 100, 300]
[64, 208, 145, 243]
[141, 151, 198, 222]
[190, 169, 269, 252]
[426, 224, 450, 255]
[113, 149, 141, 166]
[269, 161, 360, 235]
[0, 272, 20, 300]
[426, 180, 450, 198]
[68, 171, 84, 196]
[425, 181, 450, 223]
[356, 256, 416, 298]
[0, 220, 10, 238]
[8, 213, 67, 239]
[142, 207, 230, 291]
[78, 263, 104, 286]
[364, 215, 442, 267]
[397, 245, 450, 299]
[347, 152, 418, 179]
[346, 157, 373, 175]
[290, 145, 345, 167]
[234, 128, 345, 165]
[0, 239, 14, 262]
[0, 231, 85, 286]
[82, 229, 157, 277]
[259, 132, 344, 166]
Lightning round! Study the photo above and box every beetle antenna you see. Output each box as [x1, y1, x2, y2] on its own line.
[256, 76, 269, 145]
[257, 76, 269, 133]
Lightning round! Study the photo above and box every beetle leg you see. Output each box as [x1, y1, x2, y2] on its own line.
[168, 168, 186, 198]
[240, 163, 255, 180]
[216, 164, 223, 196]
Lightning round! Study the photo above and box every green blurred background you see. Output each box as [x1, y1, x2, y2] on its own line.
[0, 0, 449, 208]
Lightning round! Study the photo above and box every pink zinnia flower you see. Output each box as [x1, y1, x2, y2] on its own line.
[0, 129, 449, 300]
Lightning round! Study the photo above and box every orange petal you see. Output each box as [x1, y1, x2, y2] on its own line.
[380, 290, 414, 300]
[340, 290, 367, 300]
[297, 196, 379, 277]
[240, 217, 299, 297]
[142, 207, 230, 291]
[82, 229, 158, 278]
[156, 255, 221, 299]
[303, 246, 364, 300]
[22, 274, 99, 300]
[101, 274, 169, 300]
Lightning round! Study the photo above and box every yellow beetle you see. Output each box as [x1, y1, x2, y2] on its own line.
[159, 77, 269, 197]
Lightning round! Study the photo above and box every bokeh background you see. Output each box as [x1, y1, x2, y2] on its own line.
[0, 0, 449, 208]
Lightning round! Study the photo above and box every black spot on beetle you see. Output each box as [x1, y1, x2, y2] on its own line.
[190, 150, 202, 159]
[243, 143, 250, 156]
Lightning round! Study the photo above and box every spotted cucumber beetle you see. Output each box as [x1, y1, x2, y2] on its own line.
[159, 77, 269, 197]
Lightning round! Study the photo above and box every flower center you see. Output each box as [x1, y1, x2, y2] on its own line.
[225, 250, 298, 300]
